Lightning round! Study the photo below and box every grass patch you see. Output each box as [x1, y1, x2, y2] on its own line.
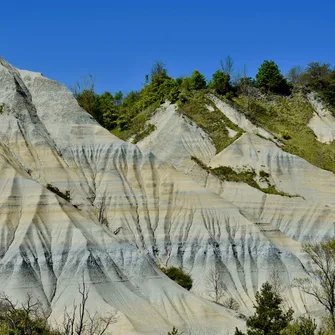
[212, 166, 299, 197]
[177, 91, 244, 153]
[232, 92, 335, 173]
[191, 157, 299, 197]
[46, 184, 71, 202]
[133, 123, 156, 144]
[111, 101, 160, 141]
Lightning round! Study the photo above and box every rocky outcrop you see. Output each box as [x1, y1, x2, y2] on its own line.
[136, 93, 335, 321]
[1, 58, 332, 334]
[307, 92, 335, 143]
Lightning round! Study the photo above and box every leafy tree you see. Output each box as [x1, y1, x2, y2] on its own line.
[302, 62, 331, 83]
[294, 240, 335, 332]
[235, 282, 293, 335]
[175, 77, 183, 87]
[180, 77, 193, 91]
[168, 85, 180, 103]
[301, 63, 335, 109]
[287, 66, 305, 84]
[98, 92, 119, 130]
[150, 60, 167, 81]
[256, 60, 290, 95]
[114, 90, 123, 106]
[190, 70, 207, 90]
[209, 70, 234, 96]
[76, 89, 100, 119]
[281, 316, 317, 335]
[160, 266, 193, 291]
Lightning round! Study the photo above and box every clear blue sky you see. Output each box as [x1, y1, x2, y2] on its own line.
[2, 0, 334, 94]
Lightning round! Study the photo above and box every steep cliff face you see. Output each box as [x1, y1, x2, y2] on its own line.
[0, 58, 254, 334]
[136, 90, 335, 318]
[0, 58, 332, 334]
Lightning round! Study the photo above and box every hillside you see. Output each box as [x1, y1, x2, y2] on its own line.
[0, 57, 335, 334]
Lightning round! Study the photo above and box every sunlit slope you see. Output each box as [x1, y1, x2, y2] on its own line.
[0, 57, 262, 334]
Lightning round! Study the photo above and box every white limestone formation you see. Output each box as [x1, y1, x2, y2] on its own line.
[0, 57, 249, 334]
[136, 93, 335, 322]
[307, 92, 335, 143]
[1, 57, 333, 334]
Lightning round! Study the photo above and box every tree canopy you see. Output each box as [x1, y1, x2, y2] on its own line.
[256, 60, 290, 95]
[235, 282, 293, 335]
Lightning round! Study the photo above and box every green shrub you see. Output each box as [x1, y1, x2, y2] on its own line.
[282, 130, 292, 140]
[281, 316, 317, 335]
[168, 327, 183, 335]
[0, 302, 61, 335]
[259, 170, 270, 179]
[0, 105, 3, 114]
[46, 184, 71, 202]
[160, 266, 193, 291]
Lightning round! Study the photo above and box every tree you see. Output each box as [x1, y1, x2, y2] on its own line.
[303, 62, 331, 82]
[70, 75, 102, 122]
[235, 282, 293, 335]
[209, 70, 234, 96]
[98, 92, 119, 130]
[206, 266, 226, 304]
[281, 316, 317, 335]
[190, 70, 207, 90]
[114, 91, 123, 106]
[220, 55, 234, 76]
[62, 280, 117, 335]
[0, 293, 58, 335]
[294, 240, 335, 333]
[222, 297, 240, 311]
[256, 60, 290, 95]
[181, 77, 193, 91]
[287, 66, 305, 84]
[150, 61, 167, 81]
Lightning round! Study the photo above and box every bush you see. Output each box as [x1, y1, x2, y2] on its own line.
[160, 266, 193, 291]
[281, 316, 317, 335]
[0, 295, 61, 335]
[259, 170, 270, 179]
[46, 184, 71, 202]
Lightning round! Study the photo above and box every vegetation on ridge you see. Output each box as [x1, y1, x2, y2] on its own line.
[72, 58, 335, 174]
[177, 91, 244, 152]
[191, 157, 300, 197]
[232, 91, 335, 173]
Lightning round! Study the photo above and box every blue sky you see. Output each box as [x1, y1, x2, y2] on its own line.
[2, 0, 334, 94]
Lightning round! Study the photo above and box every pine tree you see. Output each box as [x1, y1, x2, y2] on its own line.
[256, 60, 290, 95]
[235, 282, 293, 335]
[190, 70, 207, 90]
